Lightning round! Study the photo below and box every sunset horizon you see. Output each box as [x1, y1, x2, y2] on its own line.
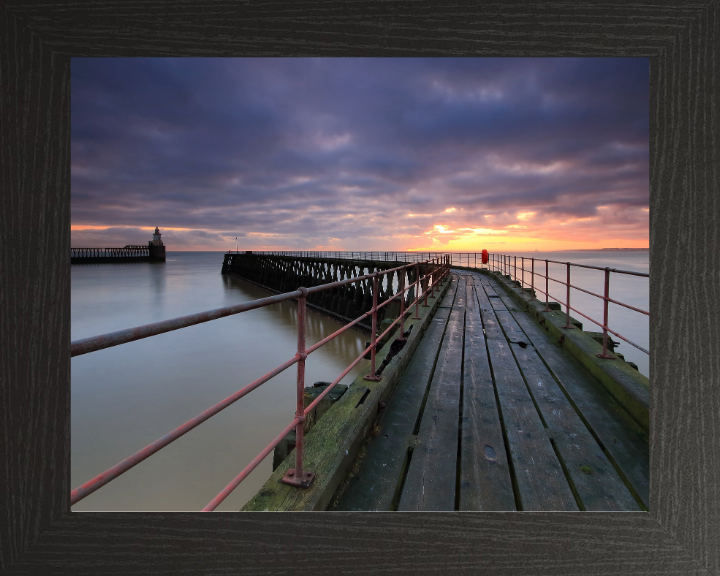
[72, 58, 649, 253]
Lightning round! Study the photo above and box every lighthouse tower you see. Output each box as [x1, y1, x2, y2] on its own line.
[148, 226, 166, 261]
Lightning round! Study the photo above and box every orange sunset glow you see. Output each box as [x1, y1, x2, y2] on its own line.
[72, 58, 648, 253]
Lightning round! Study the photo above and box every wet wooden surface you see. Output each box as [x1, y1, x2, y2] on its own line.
[397, 279, 466, 511]
[338, 270, 648, 511]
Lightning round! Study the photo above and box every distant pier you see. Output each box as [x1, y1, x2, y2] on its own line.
[71, 227, 166, 264]
[222, 251, 427, 332]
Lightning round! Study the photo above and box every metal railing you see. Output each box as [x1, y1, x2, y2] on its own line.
[245, 251, 451, 263]
[485, 253, 649, 358]
[446, 252, 490, 268]
[229, 250, 647, 359]
[71, 246, 151, 258]
[71, 255, 450, 511]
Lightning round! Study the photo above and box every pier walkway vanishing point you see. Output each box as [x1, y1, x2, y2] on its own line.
[333, 270, 648, 512]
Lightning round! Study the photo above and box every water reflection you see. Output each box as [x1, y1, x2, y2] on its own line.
[149, 261, 166, 311]
[221, 274, 366, 361]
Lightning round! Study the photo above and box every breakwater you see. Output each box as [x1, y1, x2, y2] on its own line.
[71, 227, 166, 264]
[70, 245, 166, 264]
[222, 252, 432, 331]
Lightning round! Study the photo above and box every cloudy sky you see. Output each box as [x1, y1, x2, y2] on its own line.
[71, 58, 649, 252]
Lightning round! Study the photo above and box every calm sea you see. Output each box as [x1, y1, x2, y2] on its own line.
[71, 252, 367, 511]
[71, 249, 648, 511]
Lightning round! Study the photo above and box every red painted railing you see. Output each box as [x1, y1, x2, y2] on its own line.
[71, 256, 450, 510]
[484, 253, 649, 357]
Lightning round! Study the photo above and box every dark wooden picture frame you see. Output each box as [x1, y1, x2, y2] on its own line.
[1, 2, 718, 574]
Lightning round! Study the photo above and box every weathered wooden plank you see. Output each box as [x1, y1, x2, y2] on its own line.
[487, 273, 648, 432]
[479, 291, 506, 341]
[437, 275, 459, 308]
[498, 293, 521, 312]
[509, 342, 640, 511]
[333, 307, 453, 511]
[486, 337, 578, 511]
[464, 275, 477, 311]
[398, 279, 466, 511]
[452, 275, 467, 309]
[473, 280, 494, 312]
[460, 298, 516, 511]
[483, 282, 508, 312]
[494, 310, 529, 345]
[490, 297, 508, 311]
[504, 306, 649, 509]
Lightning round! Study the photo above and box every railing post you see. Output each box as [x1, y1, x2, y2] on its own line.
[430, 258, 436, 298]
[397, 271, 406, 341]
[544, 259, 550, 312]
[597, 268, 615, 359]
[429, 260, 434, 298]
[422, 262, 430, 308]
[364, 273, 382, 381]
[413, 263, 421, 318]
[281, 287, 314, 488]
[521, 257, 524, 287]
[514, 256, 517, 283]
[428, 260, 433, 298]
[531, 258, 535, 298]
[562, 262, 575, 329]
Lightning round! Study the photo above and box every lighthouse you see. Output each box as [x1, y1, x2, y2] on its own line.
[148, 227, 166, 261]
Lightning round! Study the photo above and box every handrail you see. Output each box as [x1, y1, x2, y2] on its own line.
[246, 250, 451, 263]
[428, 251, 647, 358]
[71, 290, 307, 357]
[71, 255, 451, 509]
[485, 252, 648, 358]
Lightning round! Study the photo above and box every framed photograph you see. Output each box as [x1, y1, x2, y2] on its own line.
[2, 2, 717, 573]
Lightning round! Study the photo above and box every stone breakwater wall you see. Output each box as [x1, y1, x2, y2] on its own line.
[222, 252, 430, 330]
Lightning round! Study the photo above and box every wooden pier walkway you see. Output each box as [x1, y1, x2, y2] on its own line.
[333, 271, 649, 511]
